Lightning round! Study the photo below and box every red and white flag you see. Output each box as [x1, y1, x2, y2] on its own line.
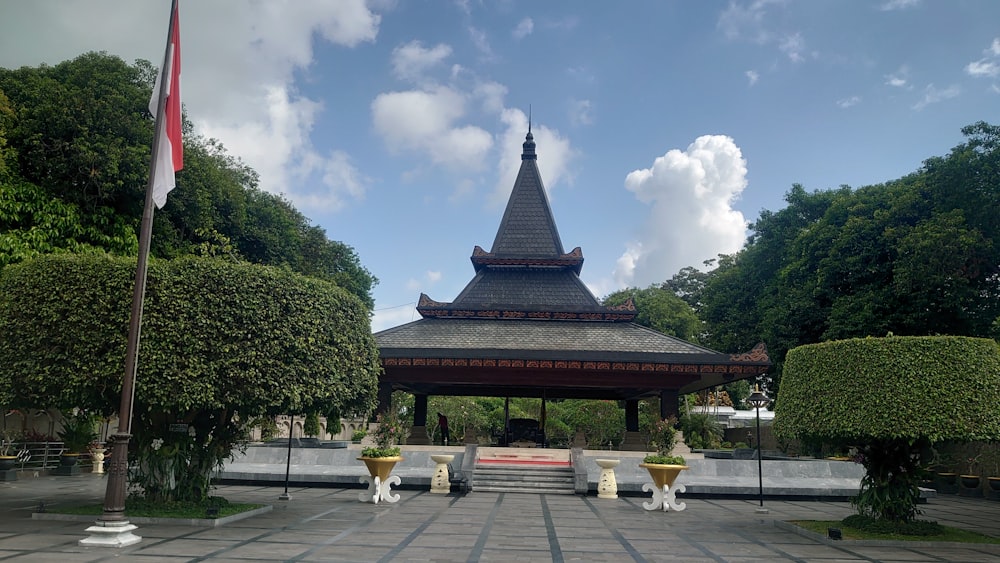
[149, 1, 182, 209]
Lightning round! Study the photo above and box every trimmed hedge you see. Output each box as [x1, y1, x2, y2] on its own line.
[0, 253, 379, 418]
[776, 336, 1000, 443]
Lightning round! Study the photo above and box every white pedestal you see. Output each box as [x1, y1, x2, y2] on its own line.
[430, 454, 454, 494]
[79, 520, 141, 547]
[641, 483, 687, 512]
[358, 475, 401, 504]
[595, 459, 620, 499]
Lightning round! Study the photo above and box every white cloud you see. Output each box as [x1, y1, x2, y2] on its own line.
[884, 66, 910, 88]
[391, 41, 453, 83]
[467, 26, 494, 60]
[371, 87, 493, 171]
[966, 38, 1000, 79]
[718, 2, 812, 65]
[513, 18, 534, 40]
[372, 303, 419, 333]
[966, 60, 1000, 77]
[406, 272, 440, 293]
[614, 135, 749, 287]
[746, 70, 760, 86]
[912, 83, 960, 110]
[492, 109, 575, 206]
[473, 81, 508, 114]
[879, 0, 920, 11]
[717, 0, 777, 44]
[836, 96, 861, 108]
[0, 1, 381, 213]
[779, 32, 806, 63]
[568, 99, 594, 126]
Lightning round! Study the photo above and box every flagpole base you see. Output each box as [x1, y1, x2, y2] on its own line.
[79, 520, 142, 547]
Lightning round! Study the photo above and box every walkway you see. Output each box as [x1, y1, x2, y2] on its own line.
[2, 474, 999, 562]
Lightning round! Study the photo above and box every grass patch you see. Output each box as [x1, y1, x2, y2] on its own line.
[54, 497, 263, 519]
[791, 520, 1000, 544]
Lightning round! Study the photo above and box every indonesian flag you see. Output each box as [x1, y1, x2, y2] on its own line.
[149, 1, 182, 209]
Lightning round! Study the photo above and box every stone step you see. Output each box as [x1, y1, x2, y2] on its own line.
[472, 463, 575, 494]
[474, 485, 576, 495]
[474, 474, 575, 485]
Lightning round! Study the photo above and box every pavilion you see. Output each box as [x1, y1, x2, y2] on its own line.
[374, 129, 770, 449]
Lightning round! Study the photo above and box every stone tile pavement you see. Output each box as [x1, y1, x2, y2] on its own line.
[2, 473, 1000, 562]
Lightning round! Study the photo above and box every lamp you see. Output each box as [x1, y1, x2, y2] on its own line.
[279, 414, 293, 501]
[747, 384, 769, 514]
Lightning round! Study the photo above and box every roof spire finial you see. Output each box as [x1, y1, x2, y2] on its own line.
[522, 105, 536, 160]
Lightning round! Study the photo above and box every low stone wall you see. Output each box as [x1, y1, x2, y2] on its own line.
[579, 452, 867, 498]
[218, 444, 874, 499]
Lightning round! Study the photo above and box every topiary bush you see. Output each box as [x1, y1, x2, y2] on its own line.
[0, 253, 380, 502]
[777, 335, 1000, 522]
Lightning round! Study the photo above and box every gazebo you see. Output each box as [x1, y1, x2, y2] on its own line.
[374, 129, 769, 449]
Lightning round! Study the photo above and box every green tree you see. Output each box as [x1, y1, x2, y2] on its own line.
[700, 123, 1000, 396]
[0, 253, 380, 502]
[602, 285, 703, 342]
[777, 336, 1000, 523]
[303, 412, 321, 438]
[0, 52, 376, 307]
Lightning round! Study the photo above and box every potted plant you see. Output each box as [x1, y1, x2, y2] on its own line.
[959, 448, 983, 497]
[0, 428, 21, 471]
[639, 417, 688, 490]
[56, 410, 98, 474]
[357, 411, 406, 504]
[88, 439, 108, 474]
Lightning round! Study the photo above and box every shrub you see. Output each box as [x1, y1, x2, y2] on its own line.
[778, 336, 1000, 523]
[648, 416, 678, 455]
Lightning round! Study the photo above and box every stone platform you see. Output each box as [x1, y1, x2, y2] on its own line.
[215, 444, 878, 500]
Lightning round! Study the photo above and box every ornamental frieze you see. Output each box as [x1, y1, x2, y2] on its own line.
[380, 357, 769, 376]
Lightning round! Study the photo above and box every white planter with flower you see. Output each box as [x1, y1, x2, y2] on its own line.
[358, 411, 407, 504]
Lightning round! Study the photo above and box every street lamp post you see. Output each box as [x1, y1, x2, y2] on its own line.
[279, 414, 294, 501]
[747, 384, 769, 514]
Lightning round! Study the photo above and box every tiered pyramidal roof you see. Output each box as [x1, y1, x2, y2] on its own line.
[376, 131, 770, 399]
[416, 130, 636, 322]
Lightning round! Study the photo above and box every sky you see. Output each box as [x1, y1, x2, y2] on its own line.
[2, 0, 999, 333]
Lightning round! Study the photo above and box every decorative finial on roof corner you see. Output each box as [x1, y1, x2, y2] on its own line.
[522, 107, 537, 161]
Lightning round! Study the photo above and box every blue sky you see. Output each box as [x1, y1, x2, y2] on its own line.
[2, 1, 999, 332]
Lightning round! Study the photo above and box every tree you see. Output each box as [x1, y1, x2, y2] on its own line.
[602, 285, 703, 343]
[0, 253, 380, 502]
[700, 123, 1000, 397]
[777, 336, 1000, 523]
[0, 52, 377, 307]
[303, 412, 321, 438]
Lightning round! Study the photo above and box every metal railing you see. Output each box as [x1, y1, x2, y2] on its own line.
[9, 442, 106, 472]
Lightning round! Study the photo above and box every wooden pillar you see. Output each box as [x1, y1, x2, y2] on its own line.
[621, 399, 646, 451]
[625, 400, 639, 432]
[540, 392, 547, 447]
[660, 389, 679, 420]
[413, 394, 428, 427]
[408, 393, 430, 445]
[376, 382, 392, 415]
[503, 396, 510, 446]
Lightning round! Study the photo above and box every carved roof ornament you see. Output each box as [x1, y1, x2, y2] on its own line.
[730, 342, 770, 363]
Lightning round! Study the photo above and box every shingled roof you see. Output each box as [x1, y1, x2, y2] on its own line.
[376, 130, 769, 399]
[415, 129, 627, 320]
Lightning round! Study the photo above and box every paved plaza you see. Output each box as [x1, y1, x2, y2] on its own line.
[2, 474, 1000, 562]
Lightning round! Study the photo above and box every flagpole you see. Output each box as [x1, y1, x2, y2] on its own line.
[97, 0, 179, 534]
